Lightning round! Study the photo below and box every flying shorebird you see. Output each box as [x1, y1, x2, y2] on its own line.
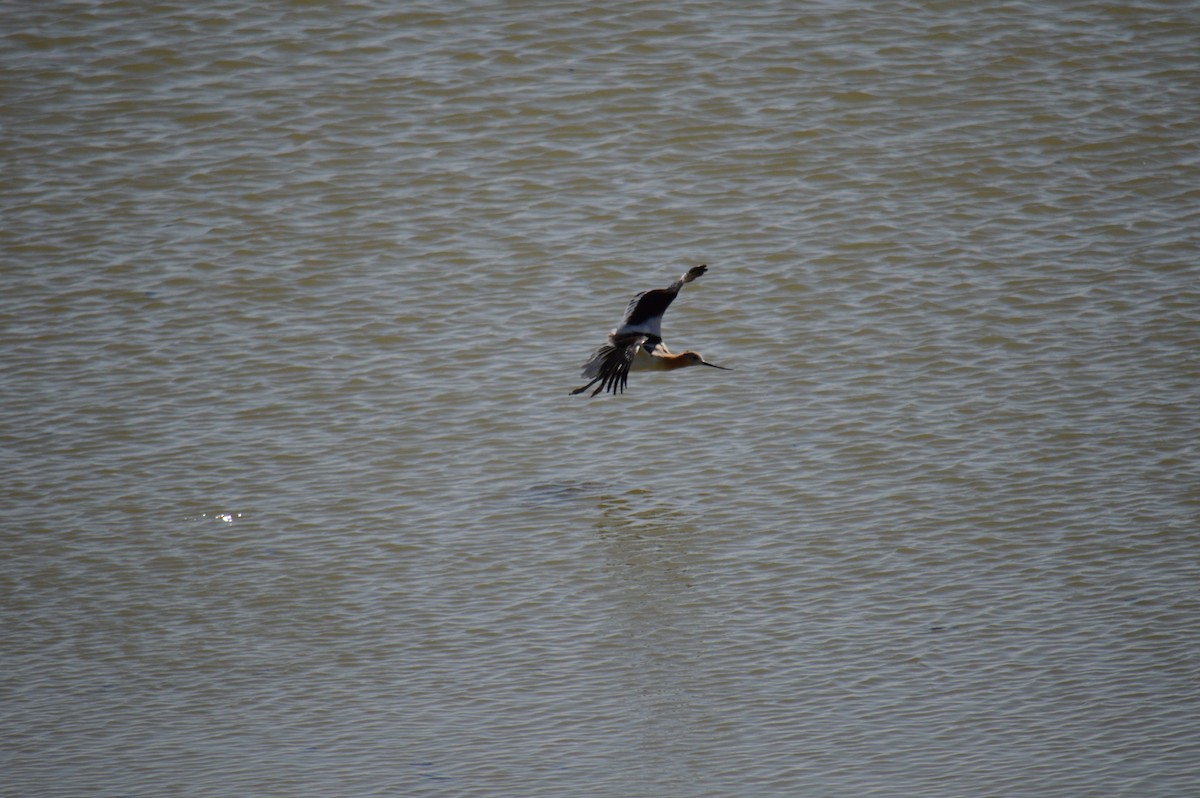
[571, 264, 730, 397]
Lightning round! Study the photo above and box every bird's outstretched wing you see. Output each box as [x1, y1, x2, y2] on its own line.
[571, 333, 656, 397]
[617, 264, 707, 336]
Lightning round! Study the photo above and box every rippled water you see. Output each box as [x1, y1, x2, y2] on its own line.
[3, 1, 1199, 796]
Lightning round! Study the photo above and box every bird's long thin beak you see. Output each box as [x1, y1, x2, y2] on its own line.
[703, 361, 731, 370]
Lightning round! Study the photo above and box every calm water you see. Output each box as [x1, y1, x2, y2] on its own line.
[3, 1, 1199, 796]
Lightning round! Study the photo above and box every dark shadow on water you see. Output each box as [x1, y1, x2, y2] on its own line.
[523, 480, 612, 505]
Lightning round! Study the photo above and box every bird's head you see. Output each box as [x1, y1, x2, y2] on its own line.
[677, 351, 730, 370]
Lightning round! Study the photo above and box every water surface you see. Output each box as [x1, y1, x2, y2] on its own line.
[3, 2, 1198, 796]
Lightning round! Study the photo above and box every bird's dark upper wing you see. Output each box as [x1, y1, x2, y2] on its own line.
[619, 265, 707, 328]
[621, 288, 677, 328]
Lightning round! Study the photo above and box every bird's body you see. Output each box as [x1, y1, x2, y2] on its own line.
[571, 264, 729, 397]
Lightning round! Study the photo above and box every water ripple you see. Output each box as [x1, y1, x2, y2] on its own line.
[3, 1, 1198, 796]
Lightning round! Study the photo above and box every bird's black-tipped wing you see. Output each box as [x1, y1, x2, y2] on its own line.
[621, 289, 676, 329]
[591, 333, 645, 396]
[619, 264, 707, 329]
[571, 333, 660, 397]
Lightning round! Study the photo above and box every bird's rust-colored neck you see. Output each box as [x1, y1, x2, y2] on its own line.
[657, 351, 702, 370]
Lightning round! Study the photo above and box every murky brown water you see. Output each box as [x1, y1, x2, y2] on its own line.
[3, 2, 1198, 796]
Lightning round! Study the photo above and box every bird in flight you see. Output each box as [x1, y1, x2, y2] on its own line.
[571, 264, 729, 397]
